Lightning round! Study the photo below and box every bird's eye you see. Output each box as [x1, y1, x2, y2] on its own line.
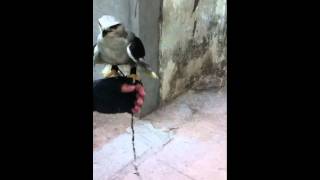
[110, 24, 120, 30]
[102, 29, 111, 37]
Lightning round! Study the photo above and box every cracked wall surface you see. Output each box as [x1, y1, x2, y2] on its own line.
[159, 0, 227, 103]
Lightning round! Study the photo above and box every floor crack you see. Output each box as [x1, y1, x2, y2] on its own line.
[157, 159, 197, 180]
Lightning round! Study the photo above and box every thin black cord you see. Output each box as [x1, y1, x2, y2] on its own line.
[131, 113, 140, 176]
[131, 113, 137, 161]
[118, 67, 125, 77]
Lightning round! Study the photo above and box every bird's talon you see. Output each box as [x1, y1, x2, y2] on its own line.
[103, 69, 119, 78]
[128, 74, 140, 84]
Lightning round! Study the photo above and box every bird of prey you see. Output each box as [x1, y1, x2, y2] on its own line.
[93, 15, 158, 82]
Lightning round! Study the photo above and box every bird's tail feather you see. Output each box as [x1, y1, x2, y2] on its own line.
[137, 61, 159, 79]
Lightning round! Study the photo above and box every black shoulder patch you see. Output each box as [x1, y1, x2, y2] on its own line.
[129, 37, 145, 60]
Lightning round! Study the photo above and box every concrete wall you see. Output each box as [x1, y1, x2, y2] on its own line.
[159, 0, 227, 103]
[93, 0, 161, 116]
[137, 0, 162, 116]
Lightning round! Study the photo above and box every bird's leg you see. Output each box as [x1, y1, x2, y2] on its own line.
[104, 65, 119, 78]
[128, 66, 140, 84]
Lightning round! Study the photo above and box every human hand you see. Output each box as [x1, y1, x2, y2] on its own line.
[121, 82, 145, 113]
[93, 77, 145, 114]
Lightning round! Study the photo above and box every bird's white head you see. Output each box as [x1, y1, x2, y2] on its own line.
[98, 15, 127, 39]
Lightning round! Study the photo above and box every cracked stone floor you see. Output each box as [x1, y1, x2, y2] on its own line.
[93, 87, 226, 180]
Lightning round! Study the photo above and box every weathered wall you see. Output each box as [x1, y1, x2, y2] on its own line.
[159, 0, 227, 103]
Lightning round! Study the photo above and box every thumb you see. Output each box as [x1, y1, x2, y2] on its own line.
[121, 84, 136, 93]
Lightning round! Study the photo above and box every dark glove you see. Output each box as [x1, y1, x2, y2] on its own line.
[93, 77, 145, 114]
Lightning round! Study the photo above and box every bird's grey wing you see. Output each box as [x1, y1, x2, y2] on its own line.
[93, 44, 105, 66]
[93, 43, 96, 56]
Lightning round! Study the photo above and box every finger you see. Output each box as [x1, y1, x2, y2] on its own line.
[132, 105, 140, 113]
[136, 86, 146, 97]
[136, 97, 144, 106]
[131, 108, 138, 113]
[136, 93, 145, 101]
[121, 84, 136, 93]
[136, 84, 142, 89]
[135, 84, 146, 96]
